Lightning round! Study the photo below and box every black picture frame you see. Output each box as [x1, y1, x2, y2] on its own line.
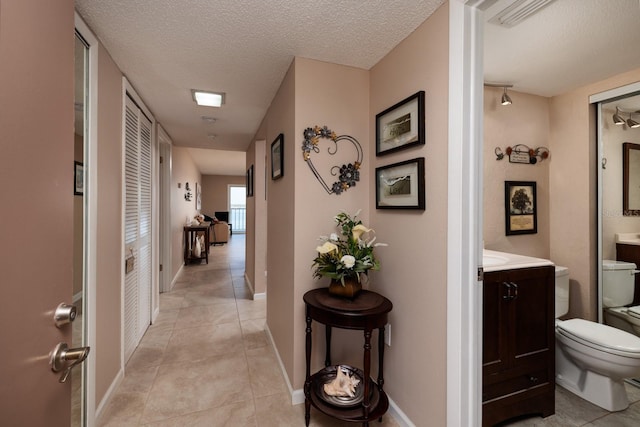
[74, 161, 84, 196]
[246, 165, 254, 197]
[505, 181, 537, 235]
[271, 133, 284, 180]
[375, 91, 425, 156]
[375, 157, 425, 210]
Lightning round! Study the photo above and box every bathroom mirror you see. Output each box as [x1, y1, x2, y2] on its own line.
[623, 142, 640, 215]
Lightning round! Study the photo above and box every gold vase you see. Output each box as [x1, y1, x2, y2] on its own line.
[328, 278, 362, 298]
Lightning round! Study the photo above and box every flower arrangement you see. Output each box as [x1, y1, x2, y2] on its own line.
[312, 210, 386, 286]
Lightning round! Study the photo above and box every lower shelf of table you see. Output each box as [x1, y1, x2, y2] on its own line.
[305, 367, 389, 423]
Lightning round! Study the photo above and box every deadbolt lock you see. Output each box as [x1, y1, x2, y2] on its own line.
[54, 303, 77, 328]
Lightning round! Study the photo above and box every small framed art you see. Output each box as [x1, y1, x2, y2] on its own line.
[246, 165, 254, 197]
[505, 181, 537, 235]
[375, 91, 425, 156]
[271, 133, 284, 180]
[375, 157, 425, 210]
[74, 161, 84, 196]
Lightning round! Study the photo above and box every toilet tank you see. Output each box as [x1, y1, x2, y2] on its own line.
[602, 260, 637, 308]
[555, 266, 570, 318]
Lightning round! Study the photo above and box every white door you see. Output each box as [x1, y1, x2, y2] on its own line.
[123, 95, 153, 362]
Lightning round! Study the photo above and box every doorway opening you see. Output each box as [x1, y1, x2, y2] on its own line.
[229, 185, 247, 233]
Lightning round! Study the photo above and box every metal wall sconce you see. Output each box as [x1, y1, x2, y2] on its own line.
[485, 83, 513, 106]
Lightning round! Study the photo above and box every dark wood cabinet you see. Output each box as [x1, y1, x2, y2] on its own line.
[616, 243, 640, 306]
[483, 266, 555, 426]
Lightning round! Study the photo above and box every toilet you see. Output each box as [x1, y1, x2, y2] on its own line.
[554, 265, 640, 411]
[602, 260, 640, 336]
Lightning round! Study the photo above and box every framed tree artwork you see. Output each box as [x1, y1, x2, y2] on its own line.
[505, 181, 537, 235]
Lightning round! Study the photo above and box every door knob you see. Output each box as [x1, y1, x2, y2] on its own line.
[49, 342, 90, 383]
[53, 303, 77, 328]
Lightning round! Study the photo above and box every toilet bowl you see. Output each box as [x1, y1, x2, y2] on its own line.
[554, 265, 640, 411]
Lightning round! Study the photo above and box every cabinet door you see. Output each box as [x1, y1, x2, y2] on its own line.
[510, 267, 554, 363]
[483, 271, 510, 376]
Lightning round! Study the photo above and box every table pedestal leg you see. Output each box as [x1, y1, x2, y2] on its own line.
[305, 312, 312, 427]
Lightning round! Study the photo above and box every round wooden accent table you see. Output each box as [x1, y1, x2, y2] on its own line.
[303, 288, 393, 426]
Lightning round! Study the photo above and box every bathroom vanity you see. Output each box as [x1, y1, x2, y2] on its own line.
[482, 251, 555, 426]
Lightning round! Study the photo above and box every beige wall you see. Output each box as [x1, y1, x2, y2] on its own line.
[293, 58, 371, 382]
[200, 174, 245, 216]
[262, 60, 297, 385]
[170, 147, 202, 281]
[245, 139, 267, 296]
[601, 104, 640, 260]
[95, 44, 124, 404]
[483, 88, 550, 258]
[550, 67, 640, 321]
[369, 4, 449, 425]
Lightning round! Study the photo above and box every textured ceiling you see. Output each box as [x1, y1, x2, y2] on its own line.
[75, 0, 640, 176]
[75, 0, 445, 159]
[484, 0, 640, 99]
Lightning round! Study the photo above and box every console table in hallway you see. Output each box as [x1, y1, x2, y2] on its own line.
[183, 223, 210, 264]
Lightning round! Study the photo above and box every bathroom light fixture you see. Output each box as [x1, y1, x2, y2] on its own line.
[488, 0, 557, 28]
[613, 107, 626, 125]
[484, 83, 514, 106]
[501, 87, 513, 106]
[627, 112, 640, 129]
[192, 90, 225, 107]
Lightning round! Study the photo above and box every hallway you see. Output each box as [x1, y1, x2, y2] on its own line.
[98, 235, 400, 426]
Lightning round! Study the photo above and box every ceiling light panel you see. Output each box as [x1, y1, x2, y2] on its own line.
[192, 90, 225, 107]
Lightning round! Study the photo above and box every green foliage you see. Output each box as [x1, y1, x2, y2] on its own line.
[311, 211, 384, 285]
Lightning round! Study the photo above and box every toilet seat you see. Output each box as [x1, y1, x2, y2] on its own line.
[628, 306, 640, 321]
[605, 306, 640, 327]
[556, 318, 640, 357]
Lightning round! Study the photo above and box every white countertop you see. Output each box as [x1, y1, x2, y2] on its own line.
[615, 233, 640, 246]
[483, 249, 554, 272]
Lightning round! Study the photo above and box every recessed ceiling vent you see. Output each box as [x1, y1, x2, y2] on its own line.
[488, 0, 556, 28]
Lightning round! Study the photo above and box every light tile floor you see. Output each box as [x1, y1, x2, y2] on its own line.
[501, 383, 640, 427]
[97, 235, 400, 427]
[98, 234, 640, 426]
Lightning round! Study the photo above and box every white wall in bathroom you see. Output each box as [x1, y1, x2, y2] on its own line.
[483, 87, 551, 259]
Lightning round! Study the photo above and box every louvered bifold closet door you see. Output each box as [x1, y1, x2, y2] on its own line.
[124, 95, 152, 362]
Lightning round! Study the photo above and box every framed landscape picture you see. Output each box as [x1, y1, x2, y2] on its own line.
[271, 133, 283, 180]
[375, 91, 425, 156]
[375, 157, 425, 210]
[505, 181, 537, 235]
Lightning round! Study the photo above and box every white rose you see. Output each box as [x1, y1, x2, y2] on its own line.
[341, 255, 356, 269]
[330, 233, 339, 241]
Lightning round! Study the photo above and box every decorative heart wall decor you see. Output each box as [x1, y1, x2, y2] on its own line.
[301, 125, 363, 195]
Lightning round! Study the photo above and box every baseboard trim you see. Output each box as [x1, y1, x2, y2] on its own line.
[387, 395, 415, 427]
[94, 367, 124, 423]
[264, 324, 298, 404]
[243, 273, 266, 300]
[264, 323, 409, 424]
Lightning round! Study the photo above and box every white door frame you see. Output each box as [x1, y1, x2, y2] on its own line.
[158, 125, 173, 293]
[448, 1, 485, 426]
[74, 12, 99, 426]
[590, 81, 640, 325]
